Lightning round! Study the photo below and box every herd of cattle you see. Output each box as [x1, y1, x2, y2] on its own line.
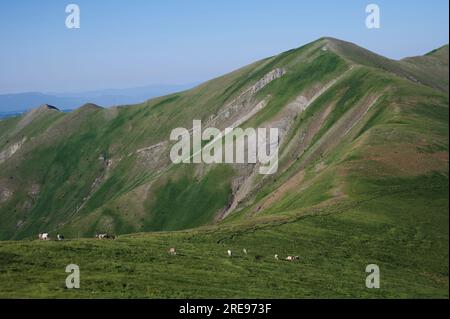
[174, 247, 299, 262]
[37, 234, 299, 262]
[38, 233, 64, 240]
[38, 232, 116, 241]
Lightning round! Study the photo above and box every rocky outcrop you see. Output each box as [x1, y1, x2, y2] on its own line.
[251, 68, 286, 93]
[0, 187, 12, 203]
[0, 136, 27, 164]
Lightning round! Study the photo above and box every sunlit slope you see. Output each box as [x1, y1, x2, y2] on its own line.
[327, 38, 449, 93]
[0, 38, 448, 241]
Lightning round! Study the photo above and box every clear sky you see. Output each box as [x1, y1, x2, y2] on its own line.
[0, 0, 448, 94]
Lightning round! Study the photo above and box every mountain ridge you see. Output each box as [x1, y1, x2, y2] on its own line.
[0, 37, 448, 241]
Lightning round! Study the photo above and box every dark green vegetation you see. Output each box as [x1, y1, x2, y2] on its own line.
[0, 38, 448, 298]
[144, 165, 234, 231]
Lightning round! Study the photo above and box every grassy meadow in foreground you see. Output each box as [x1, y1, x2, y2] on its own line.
[0, 174, 447, 298]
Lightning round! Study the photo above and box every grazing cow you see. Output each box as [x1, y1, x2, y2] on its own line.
[274, 254, 279, 260]
[285, 255, 299, 262]
[169, 247, 177, 255]
[39, 233, 50, 240]
[57, 234, 64, 241]
[227, 250, 232, 257]
[96, 233, 105, 239]
[243, 248, 247, 255]
[96, 233, 116, 240]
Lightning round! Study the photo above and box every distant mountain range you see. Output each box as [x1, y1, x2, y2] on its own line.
[0, 83, 198, 113]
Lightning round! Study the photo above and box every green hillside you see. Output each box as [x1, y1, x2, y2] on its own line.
[0, 175, 447, 298]
[0, 37, 448, 298]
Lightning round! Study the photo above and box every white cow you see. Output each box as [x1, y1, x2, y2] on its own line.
[169, 247, 177, 255]
[274, 254, 279, 260]
[38, 233, 49, 240]
[243, 248, 248, 255]
[227, 250, 232, 257]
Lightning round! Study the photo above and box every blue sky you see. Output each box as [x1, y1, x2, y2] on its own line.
[0, 0, 448, 94]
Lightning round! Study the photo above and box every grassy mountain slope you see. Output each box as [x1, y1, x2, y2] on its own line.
[0, 38, 447, 240]
[0, 37, 448, 298]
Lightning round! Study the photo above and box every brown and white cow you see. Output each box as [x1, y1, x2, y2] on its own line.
[96, 233, 116, 240]
[285, 255, 299, 261]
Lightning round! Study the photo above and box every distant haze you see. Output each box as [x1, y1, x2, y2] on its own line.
[0, 83, 197, 112]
